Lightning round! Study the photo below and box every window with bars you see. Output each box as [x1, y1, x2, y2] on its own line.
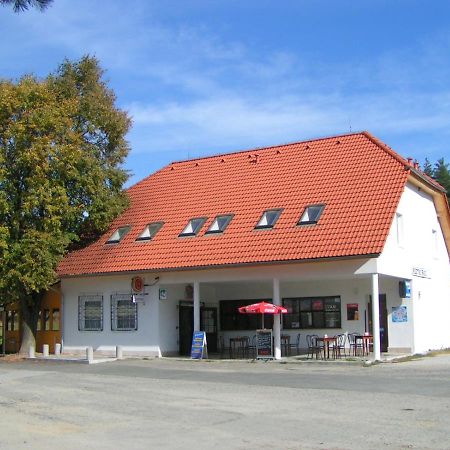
[78, 294, 103, 331]
[111, 293, 138, 331]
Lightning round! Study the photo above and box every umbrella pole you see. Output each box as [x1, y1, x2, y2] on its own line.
[262, 313, 264, 329]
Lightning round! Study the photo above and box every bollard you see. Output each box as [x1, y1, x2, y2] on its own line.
[42, 344, 49, 357]
[55, 343, 61, 355]
[116, 345, 123, 360]
[86, 346, 94, 362]
[28, 346, 35, 359]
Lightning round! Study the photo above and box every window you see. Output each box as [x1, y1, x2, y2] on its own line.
[52, 309, 60, 331]
[136, 222, 163, 241]
[43, 309, 50, 331]
[396, 213, 404, 247]
[179, 217, 207, 237]
[111, 293, 138, 331]
[78, 294, 103, 331]
[255, 209, 282, 229]
[206, 214, 233, 234]
[6, 310, 19, 331]
[283, 297, 341, 329]
[219, 300, 273, 331]
[36, 310, 42, 331]
[298, 204, 325, 225]
[106, 226, 130, 244]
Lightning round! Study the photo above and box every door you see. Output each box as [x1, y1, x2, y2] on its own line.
[179, 305, 194, 355]
[201, 308, 218, 353]
[368, 294, 388, 353]
[178, 304, 218, 355]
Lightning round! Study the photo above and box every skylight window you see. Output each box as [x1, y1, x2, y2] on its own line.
[136, 222, 163, 241]
[206, 214, 233, 234]
[255, 209, 282, 229]
[298, 205, 325, 225]
[179, 217, 207, 237]
[106, 226, 130, 244]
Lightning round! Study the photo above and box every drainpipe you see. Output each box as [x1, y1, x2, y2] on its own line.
[371, 273, 381, 361]
[193, 281, 200, 332]
[273, 278, 281, 360]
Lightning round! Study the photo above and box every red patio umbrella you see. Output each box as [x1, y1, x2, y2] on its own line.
[238, 301, 288, 328]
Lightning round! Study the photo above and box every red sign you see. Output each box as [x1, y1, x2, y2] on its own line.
[131, 276, 144, 293]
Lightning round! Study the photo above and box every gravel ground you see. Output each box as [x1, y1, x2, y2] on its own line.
[0, 354, 449, 450]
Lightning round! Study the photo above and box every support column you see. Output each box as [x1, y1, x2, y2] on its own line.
[193, 281, 200, 332]
[273, 278, 281, 360]
[371, 273, 381, 361]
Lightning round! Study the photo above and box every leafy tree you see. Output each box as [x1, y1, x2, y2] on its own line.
[422, 158, 433, 177]
[0, 56, 130, 353]
[433, 158, 450, 202]
[0, 0, 53, 12]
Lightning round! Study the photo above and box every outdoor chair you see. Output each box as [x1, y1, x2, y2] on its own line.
[348, 332, 363, 356]
[289, 333, 301, 355]
[306, 334, 323, 359]
[333, 333, 347, 358]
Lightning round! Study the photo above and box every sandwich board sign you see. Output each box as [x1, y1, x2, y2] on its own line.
[191, 331, 208, 359]
[256, 329, 273, 359]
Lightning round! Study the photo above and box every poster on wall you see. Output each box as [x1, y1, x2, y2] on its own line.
[392, 305, 408, 323]
[346, 303, 359, 320]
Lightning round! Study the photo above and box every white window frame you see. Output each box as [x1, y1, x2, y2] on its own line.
[396, 213, 404, 247]
[78, 294, 103, 331]
[111, 293, 138, 331]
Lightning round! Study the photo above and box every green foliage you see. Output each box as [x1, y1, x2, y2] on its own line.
[422, 158, 450, 203]
[0, 56, 130, 307]
[0, 0, 53, 12]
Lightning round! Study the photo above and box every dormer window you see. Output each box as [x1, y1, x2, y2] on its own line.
[298, 204, 325, 225]
[206, 214, 233, 234]
[255, 209, 282, 229]
[106, 226, 131, 244]
[179, 217, 207, 237]
[136, 222, 163, 241]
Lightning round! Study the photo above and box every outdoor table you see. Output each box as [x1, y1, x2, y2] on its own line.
[317, 336, 337, 359]
[355, 334, 373, 356]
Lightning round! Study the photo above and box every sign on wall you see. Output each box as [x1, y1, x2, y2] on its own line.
[392, 305, 408, 323]
[346, 303, 359, 320]
[159, 288, 167, 300]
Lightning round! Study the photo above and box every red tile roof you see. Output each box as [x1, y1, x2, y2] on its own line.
[58, 132, 417, 277]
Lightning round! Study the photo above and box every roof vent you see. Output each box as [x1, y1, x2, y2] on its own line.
[305, 145, 310, 150]
[407, 157, 413, 165]
[336, 140, 341, 144]
[195, 162, 199, 167]
[276, 150, 281, 154]
[221, 158, 225, 163]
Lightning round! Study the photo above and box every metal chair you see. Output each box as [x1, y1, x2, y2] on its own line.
[333, 333, 347, 358]
[289, 333, 301, 355]
[306, 334, 323, 359]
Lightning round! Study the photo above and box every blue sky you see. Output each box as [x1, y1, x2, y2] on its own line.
[1, 0, 450, 185]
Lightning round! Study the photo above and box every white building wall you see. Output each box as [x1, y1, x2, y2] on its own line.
[62, 274, 161, 356]
[378, 182, 450, 353]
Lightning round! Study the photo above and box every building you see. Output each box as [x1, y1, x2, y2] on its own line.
[57, 132, 450, 360]
[0, 284, 61, 354]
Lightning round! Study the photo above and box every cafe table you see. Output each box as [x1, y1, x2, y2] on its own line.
[317, 335, 337, 359]
[355, 334, 373, 356]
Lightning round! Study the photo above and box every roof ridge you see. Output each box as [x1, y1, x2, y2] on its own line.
[169, 131, 367, 165]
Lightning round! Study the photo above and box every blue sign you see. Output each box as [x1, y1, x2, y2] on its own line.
[191, 331, 207, 359]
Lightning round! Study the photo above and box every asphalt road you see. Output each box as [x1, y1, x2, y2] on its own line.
[0, 355, 449, 450]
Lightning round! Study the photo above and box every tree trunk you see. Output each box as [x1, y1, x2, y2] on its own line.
[19, 292, 41, 355]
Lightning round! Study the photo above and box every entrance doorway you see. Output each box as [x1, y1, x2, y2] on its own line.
[368, 294, 388, 353]
[178, 303, 218, 355]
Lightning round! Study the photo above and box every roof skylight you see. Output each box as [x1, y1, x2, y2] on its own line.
[136, 222, 163, 241]
[206, 214, 233, 234]
[179, 217, 207, 237]
[106, 226, 130, 244]
[298, 205, 325, 225]
[255, 209, 282, 229]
